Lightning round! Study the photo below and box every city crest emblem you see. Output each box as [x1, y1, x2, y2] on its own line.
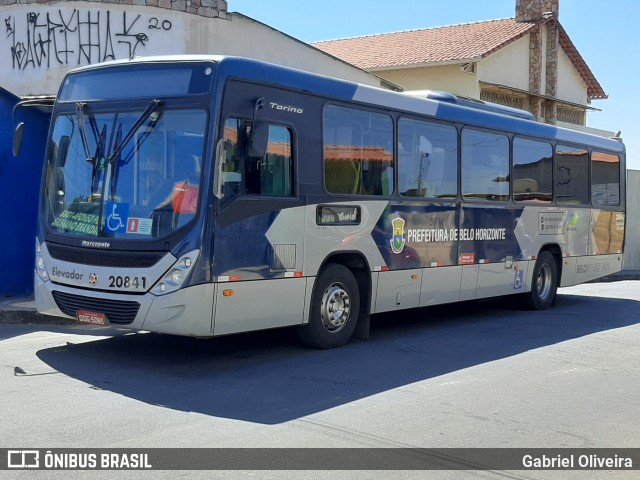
[390, 217, 406, 254]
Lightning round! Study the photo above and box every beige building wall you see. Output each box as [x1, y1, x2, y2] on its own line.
[556, 47, 589, 105]
[2, 2, 382, 97]
[376, 64, 478, 97]
[478, 35, 530, 91]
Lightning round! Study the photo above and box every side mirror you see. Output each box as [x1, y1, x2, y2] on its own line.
[249, 123, 269, 158]
[13, 122, 24, 157]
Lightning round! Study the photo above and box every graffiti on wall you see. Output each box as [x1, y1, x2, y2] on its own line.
[5, 9, 175, 70]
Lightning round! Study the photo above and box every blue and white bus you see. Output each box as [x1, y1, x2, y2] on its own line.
[33, 55, 626, 348]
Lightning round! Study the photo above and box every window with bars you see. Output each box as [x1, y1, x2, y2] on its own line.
[557, 107, 585, 125]
[480, 90, 525, 110]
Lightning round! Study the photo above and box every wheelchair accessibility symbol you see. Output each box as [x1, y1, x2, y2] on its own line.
[513, 268, 524, 290]
[105, 202, 129, 234]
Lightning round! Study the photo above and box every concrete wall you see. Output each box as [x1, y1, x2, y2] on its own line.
[624, 169, 640, 270]
[1, 1, 383, 97]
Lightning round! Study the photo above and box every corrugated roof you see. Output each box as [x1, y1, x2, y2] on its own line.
[313, 17, 606, 100]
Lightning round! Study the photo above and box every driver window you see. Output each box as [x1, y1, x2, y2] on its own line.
[222, 118, 294, 198]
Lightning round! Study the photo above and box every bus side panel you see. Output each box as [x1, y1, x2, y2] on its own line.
[303, 201, 389, 276]
[476, 261, 531, 299]
[373, 269, 422, 313]
[213, 277, 308, 335]
[459, 265, 478, 301]
[214, 205, 305, 280]
[591, 210, 625, 255]
[458, 204, 522, 264]
[513, 205, 623, 286]
[565, 254, 623, 286]
[373, 203, 459, 269]
[560, 257, 577, 287]
[419, 266, 462, 306]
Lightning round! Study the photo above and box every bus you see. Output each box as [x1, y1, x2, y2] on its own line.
[32, 55, 626, 348]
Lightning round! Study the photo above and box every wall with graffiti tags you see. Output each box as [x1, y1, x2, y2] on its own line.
[2, 4, 186, 95]
[6, 9, 180, 69]
[1, 1, 383, 97]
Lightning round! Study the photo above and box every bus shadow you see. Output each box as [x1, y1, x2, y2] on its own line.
[37, 293, 639, 425]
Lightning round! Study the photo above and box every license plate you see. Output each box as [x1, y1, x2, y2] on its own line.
[77, 310, 109, 326]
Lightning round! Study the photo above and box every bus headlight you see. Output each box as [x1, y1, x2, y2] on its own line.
[151, 249, 199, 296]
[35, 239, 49, 281]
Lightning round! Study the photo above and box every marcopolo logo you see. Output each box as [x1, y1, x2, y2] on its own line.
[390, 217, 406, 254]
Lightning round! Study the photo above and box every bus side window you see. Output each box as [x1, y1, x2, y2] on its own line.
[265, 126, 293, 196]
[398, 118, 458, 199]
[222, 119, 294, 198]
[462, 129, 509, 201]
[246, 125, 293, 196]
[555, 144, 589, 205]
[591, 151, 620, 206]
[323, 105, 394, 196]
[513, 137, 552, 203]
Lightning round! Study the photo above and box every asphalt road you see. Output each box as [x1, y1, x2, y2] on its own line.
[2, 281, 640, 479]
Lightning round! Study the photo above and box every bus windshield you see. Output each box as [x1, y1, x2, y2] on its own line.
[43, 106, 207, 239]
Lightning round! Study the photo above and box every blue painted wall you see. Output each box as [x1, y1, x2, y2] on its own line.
[0, 88, 50, 296]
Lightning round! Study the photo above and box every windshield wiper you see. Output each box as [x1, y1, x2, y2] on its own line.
[92, 126, 106, 194]
[108, 99, 163, 200]
[76, 102, 92, 163]
[76, 102, 107, 196]
[108, 99, 163, 165]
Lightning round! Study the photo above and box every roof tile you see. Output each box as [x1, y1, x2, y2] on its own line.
[313, 18, 605, 99]
[313, 19, 534, 69]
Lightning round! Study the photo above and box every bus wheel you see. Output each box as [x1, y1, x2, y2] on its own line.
[296, 264, 360, 349]
[522, 251, 558, 310]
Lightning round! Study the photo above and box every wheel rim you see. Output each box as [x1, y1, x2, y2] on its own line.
[320, 282, 351, 333]
[536, 263, 553, 300]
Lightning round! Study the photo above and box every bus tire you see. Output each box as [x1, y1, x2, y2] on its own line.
[522, 251, 558, 310]
[296, 264, 360, 349]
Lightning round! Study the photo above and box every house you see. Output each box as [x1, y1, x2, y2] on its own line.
[313, 0, 607, 134]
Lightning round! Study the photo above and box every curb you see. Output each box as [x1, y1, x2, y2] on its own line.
[0, 296, 73, 325]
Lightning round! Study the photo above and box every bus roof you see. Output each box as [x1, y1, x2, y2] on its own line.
[64, 55, 625, 154]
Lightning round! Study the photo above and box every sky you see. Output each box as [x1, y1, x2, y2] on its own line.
[230, 0, 640, 170]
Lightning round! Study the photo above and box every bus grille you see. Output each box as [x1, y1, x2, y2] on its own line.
[47, 244, 164, 268]
[52, 291, 140, 325]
